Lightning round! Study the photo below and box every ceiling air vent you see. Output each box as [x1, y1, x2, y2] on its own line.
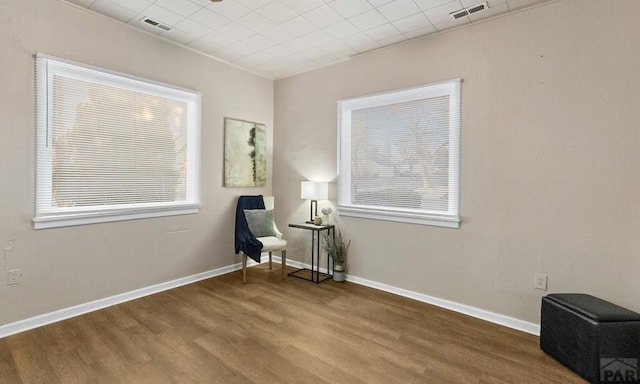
[450, 2, 488, 20]
[140, 17, 173, 32]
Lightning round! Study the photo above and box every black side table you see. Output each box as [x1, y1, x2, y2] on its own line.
[288, 223, 335, 283]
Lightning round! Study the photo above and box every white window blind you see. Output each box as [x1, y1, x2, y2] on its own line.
[337, 79, 461, 228]
[34, 54, 201, 229]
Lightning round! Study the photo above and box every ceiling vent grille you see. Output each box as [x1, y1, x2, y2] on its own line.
[450, 2, 488, 20]
[140, 17, 173, 32]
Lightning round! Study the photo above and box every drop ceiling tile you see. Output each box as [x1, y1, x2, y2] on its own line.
[90, 0, 137, 22]
[217, 21, 255, 40]
[296, 29, 335, 47]
[377, 0, 422, 22]
[258, 61, 288, 76]
[294, 60, 325, 74]
[368, 0, 394, 6]
[73, 0, 555, 79]
[377, 33, 407, 46]
[494, 0, 510, 6]
[352, 39, 382, 53]
[280, 54, 314, 66]
[462, 0, 505, 7]
[235, 0, 272, 8]
[262, 44, 294, 58]
[329, 0, 373, 18]
[303, 5, 343, 28]
[280, 16, 320, 36]
[190, 7, 230, 28]
[256, 1, 297, 24]
[318, 39, 358, 57]
[261, 26, 295, 43]
[106, 0, 152, 13]
[174, 18, 212, 37]
[312, 54, 342, 66]
[278, 0, 325, 15]
[207, 1, 251, 20]
[233, 51, 275, 68]
[322, 19, 360, 39]
[187, 30, 237, 50]
[288, 65, 311, 77]
[423, 0, 465, 24]
[224, 40, 257, 56]
[341, 32, 381, 52]
[414, 0, 459, 11]
[431, 15, 470, 31]
[236, 12, 276, 33]
[242, 34, 277, 51]
[282, 37, 314, 53]
[189, 0, 210, 6]
[161, 29, 198, 44]
[211, 46, 246, 62]
[250, 51, 278, 63]
[403, 25, 437, 38]
[348, 9, 387, 31]
[391, 12, 432, 33]
[364, 23, 401, 41]
[140, 4, 184, 26]
[154, 0, 201, 18]
[506, 0, 549, 11]
[297, 46, 329, 60]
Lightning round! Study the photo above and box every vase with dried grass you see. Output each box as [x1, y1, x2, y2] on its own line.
[322, 229, 350, 282]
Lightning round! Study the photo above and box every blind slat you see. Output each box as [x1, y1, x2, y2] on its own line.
[338, 79, 461, 228]
[35, 54, 201, 228]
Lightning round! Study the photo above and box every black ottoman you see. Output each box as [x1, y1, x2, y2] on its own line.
[541, 294, 640, 384]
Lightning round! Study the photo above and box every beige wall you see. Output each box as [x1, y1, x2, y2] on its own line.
[274, 0, 640, 324]
[2, 0, 639, 330]
[0, 0, 273, 325]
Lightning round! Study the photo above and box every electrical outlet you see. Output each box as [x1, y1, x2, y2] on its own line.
[534, 273, 547, 291]
[7, 269, 21, 286]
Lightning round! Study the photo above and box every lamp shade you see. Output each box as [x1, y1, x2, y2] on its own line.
[300, 181, 328, 201]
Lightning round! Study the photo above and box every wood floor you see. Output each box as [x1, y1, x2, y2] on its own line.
[0, 264, 585, 384]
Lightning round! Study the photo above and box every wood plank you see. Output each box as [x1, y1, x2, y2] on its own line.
[0, 264, 586, 383]
[0, 338, 22, 384]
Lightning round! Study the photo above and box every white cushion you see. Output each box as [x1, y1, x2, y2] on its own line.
[257, 236, 287, 252]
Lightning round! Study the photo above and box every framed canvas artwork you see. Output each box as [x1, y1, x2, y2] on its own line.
[224, 118, 266, 187]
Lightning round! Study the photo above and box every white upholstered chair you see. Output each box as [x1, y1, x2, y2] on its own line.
[236, 196, 287, 283]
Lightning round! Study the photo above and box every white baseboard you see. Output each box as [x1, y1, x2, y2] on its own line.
[278, 257, 540, 335]
[0, 258, 262, 339]
[345, 274, 541, 336]
[0, 256, 540, 338]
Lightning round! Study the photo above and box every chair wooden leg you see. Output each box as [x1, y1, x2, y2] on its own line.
[281, 250, 286, 280]
[242, 254, 247, 283]
[269, 252, 273, 270]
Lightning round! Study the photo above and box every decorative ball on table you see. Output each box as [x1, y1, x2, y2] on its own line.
[321, 207, 333, 224]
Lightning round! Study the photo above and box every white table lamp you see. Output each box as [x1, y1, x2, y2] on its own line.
[301, 181, 328, 224]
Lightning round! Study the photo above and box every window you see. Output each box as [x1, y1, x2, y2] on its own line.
[337, 79, 461, 228]
[34, 54, 201, 229]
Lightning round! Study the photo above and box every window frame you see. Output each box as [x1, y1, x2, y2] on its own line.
[337, 79, 461, 228]
[34, 54, 202, 229]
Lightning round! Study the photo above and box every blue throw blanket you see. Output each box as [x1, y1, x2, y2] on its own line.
[235, 195, 265, 263]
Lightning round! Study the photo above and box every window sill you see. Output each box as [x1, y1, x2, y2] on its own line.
[337, 206, 460, 229]
[33, 205, 199, 229]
